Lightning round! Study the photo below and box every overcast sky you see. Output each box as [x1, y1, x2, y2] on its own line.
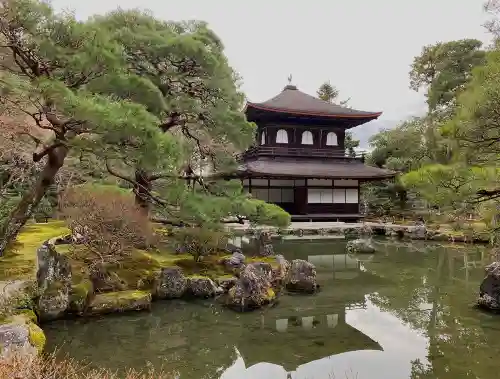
[51, 0, 492, 147]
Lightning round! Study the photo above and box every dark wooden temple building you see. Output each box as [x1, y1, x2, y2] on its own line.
[236, 83, 396, 222]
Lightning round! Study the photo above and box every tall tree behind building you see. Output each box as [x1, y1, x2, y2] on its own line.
[317, 81, 358, 157]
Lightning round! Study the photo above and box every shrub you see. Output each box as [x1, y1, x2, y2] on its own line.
[171, 227, 229, 262]
[59, 185, 154, 274]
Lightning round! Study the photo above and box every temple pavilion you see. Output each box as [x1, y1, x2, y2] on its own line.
[234, 83, 396, 222]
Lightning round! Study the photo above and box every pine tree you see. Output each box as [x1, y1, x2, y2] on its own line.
[0, 1, 290, 254]
[317, 81, 339, 103]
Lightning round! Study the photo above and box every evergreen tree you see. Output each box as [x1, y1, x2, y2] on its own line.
[317, 81, 358, 157]
[0, 1, 290, 254]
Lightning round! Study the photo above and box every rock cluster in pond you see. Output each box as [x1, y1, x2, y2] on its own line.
[478, 262, 500, 312]
[225, 256, 319, 311]
[284, 259, 318, 293]
[226, 264, 276, 311]
[346, 239, 376, 255]
[22, 234, 322, 322]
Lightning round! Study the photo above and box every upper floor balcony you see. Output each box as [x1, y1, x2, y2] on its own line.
[239, 145, 365, 162]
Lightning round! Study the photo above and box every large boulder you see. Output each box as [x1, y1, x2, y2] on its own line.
[153, 267, 188, 299]
[0, 312, 45, 358]
[187, 276, 220, 298]
[226, 264, 276, 311]
[478, 262, 500, 312]
[285, 259, 318, 294]
[86, 290, 152, 316]
[346, 239, 376, 255]
[36, 242, 72, 321]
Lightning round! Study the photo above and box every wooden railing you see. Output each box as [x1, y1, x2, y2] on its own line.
[239, 146, 365, 161]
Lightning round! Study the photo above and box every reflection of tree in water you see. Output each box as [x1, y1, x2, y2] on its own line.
[365, 241, 498, 378]
[44, 301, 237, 379]
[44, 240, 500, 378]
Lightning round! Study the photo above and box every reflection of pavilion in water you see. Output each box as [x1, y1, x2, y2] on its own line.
[230, 242, 387, 375]
[234, 301, 383, 374]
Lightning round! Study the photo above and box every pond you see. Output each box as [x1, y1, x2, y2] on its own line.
[44, 238, 500, 379]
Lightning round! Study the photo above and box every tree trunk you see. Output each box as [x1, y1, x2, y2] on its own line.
[134, 169, 152, 216]
[0, 146, 68, 256]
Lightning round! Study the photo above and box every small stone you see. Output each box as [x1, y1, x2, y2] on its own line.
[226, 252, 246, 269]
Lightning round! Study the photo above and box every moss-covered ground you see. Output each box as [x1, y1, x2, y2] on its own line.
[0, 220, 281, 294]
[0, 221, 69, 281]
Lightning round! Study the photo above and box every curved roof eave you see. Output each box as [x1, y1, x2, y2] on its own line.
[246, 102, 383, 119]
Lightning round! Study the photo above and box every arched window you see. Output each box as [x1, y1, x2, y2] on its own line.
[276, 129, 288, 144]
[326, 132, 338, 146]
[301, 130, 313, 145]
[261, 131, 266, 145]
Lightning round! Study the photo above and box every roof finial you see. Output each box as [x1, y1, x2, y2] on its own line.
[284, 74, 297, 91]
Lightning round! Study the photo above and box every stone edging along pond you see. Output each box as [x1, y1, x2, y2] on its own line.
[240, 222, 492, 244]
[0, 234, 319, 358]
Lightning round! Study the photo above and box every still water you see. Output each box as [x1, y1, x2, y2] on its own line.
[44, 239, 500, 379]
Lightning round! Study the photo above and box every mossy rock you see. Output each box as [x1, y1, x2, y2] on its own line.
[68, 279, 93, 314]
[27, 322, 46, 354]
[186, 276, 219, 298]
[16, 309, 37, 324]
[86, 290, 152, 316]
[266, 288, 275, 300]
[0, 313, 46, 356]
[62, 247, 193, 291]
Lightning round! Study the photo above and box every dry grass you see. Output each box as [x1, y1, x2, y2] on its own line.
[0, 353, 174, 379]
